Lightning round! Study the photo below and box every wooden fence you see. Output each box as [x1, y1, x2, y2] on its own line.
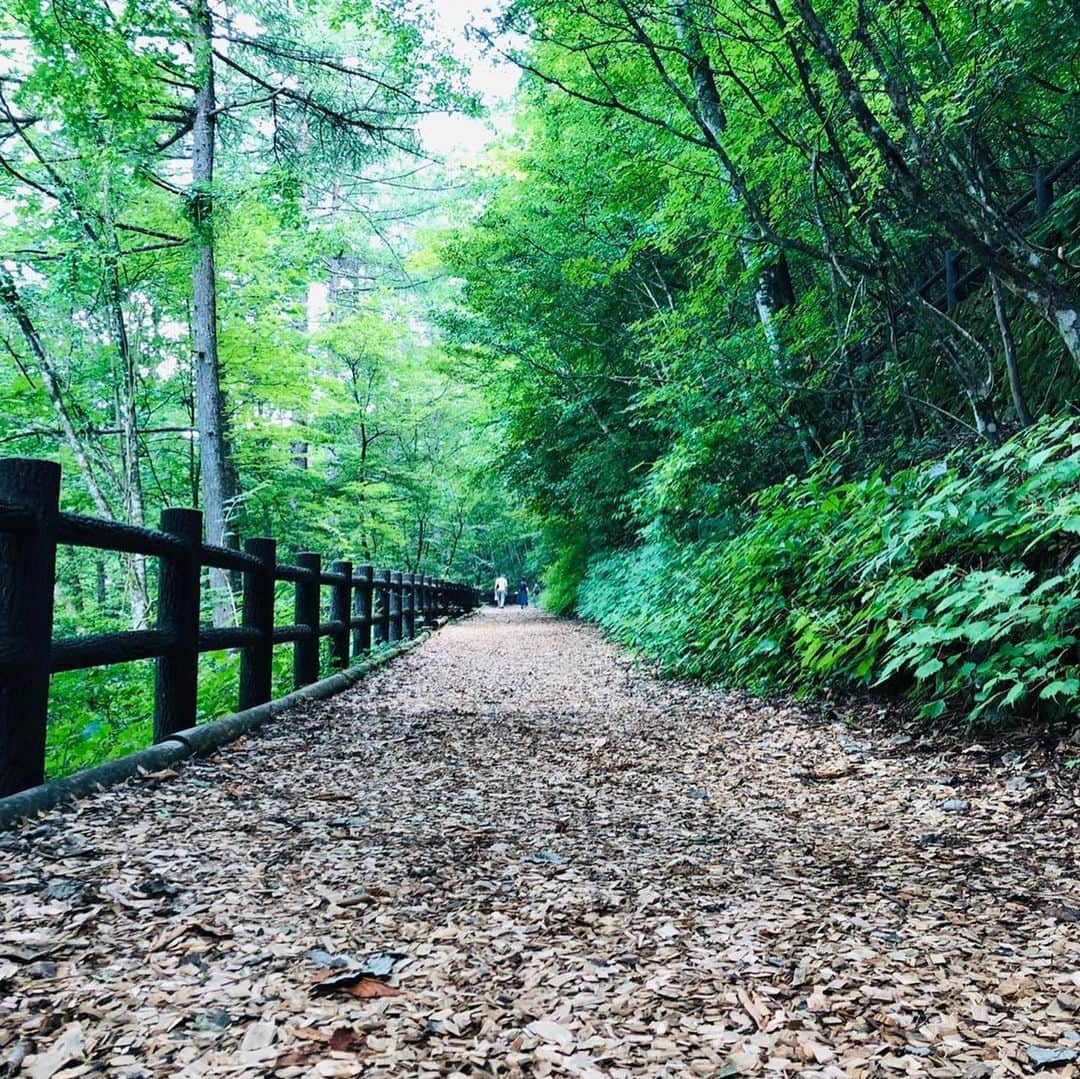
[0, 457, 480, 798]
[863, 150, 1080, 359]
[928, 153, 1077, 312]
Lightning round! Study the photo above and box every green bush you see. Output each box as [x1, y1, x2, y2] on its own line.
[46, 663, 155, 779]
[576, 416, 1079, 727]
[539, 520, 591, 615]
[45, 644, 310, 780]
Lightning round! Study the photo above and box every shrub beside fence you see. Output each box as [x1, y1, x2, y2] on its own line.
[0, 457, 480, 798]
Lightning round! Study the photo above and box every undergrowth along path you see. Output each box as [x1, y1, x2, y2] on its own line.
[2, 608, 1079, 1077]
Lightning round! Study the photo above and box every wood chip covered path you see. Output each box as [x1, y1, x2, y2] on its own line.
[3, 608, 1080, 1078]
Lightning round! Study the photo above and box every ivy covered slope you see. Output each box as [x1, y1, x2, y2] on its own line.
[441, 0, 1080, 728]
[576, 419, 1079, 726]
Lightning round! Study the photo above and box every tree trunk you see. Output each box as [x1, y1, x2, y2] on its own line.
[671, 0, 726, 141]
[996, 261, 1080, 372]
[95, 559, 107, 607]
[191, 0, 235, 625]
[445, 506, 465, 574]
[916, 298, 1001, 444]
[65, 548, 85, 616]
[989, 273, 1033, 428]
[672, 0, 812, 463]
[106, 262, 150, 628]
[886, 300, 924, 438]
[0, 267, 116, 521]
[414, 516, 426, 572]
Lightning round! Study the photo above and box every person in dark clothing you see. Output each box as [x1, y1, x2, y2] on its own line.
[518, 579, 529, 608]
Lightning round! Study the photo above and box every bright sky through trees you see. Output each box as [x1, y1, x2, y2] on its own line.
[419, 0, 517, 158]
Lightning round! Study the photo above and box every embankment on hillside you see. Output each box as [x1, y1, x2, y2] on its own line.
[567, 417, 1079, 728]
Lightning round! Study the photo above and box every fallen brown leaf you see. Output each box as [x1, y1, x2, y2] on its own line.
[329, 1027, 366, 1050]
[347, 976, 401, 999]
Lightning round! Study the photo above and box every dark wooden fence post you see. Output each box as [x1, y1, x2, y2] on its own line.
[404, 572, 416, 638]
[388, 571, 402, 643]
[154, 507, 202, 742]
[239, 536, 275, 710]
[380, 570, 391, 644]
[0, 458, 60, 797]
[371, 570, 382, 645]
[372, 569, 388, 644]
[330, 559, 351, 669]
[354, 565, 372, 654]
[1035, 167, 1054, 219]
[944, 249, 960, 312]
[368, 569, 379, 645]
[294, 552, 321, 689]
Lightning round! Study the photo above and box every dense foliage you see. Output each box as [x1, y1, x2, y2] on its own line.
[576, 418, 1078, 725]
[441, 0, 1080, 724]
[0, 0, 513, 579]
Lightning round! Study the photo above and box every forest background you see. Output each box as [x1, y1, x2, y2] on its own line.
[0, 0, 1077, 777]
[0, 0, 529, 774]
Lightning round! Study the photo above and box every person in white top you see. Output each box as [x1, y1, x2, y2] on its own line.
[494, 575, 508, 608]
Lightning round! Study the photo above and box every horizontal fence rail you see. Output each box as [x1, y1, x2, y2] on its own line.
[0, 458, 481, 798]
[861, 150, 1080, 366]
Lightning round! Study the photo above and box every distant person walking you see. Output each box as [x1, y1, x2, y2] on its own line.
[494, 574, 508, 608]
[518, 579, 529, 608]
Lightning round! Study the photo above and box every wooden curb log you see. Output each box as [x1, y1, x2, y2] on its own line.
[0, 457, 481, 807]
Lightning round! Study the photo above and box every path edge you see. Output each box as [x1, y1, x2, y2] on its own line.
[0, 620, 457, 831]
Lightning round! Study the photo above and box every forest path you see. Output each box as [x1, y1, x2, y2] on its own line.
[3, 609, 1079, 1077]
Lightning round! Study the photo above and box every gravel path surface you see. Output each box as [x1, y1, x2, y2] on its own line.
[2, 607, 1079, 1077]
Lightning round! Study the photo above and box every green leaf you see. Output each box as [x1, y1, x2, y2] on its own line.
[915, 657, 944, 679]
[1041, 679, 1080, 700]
